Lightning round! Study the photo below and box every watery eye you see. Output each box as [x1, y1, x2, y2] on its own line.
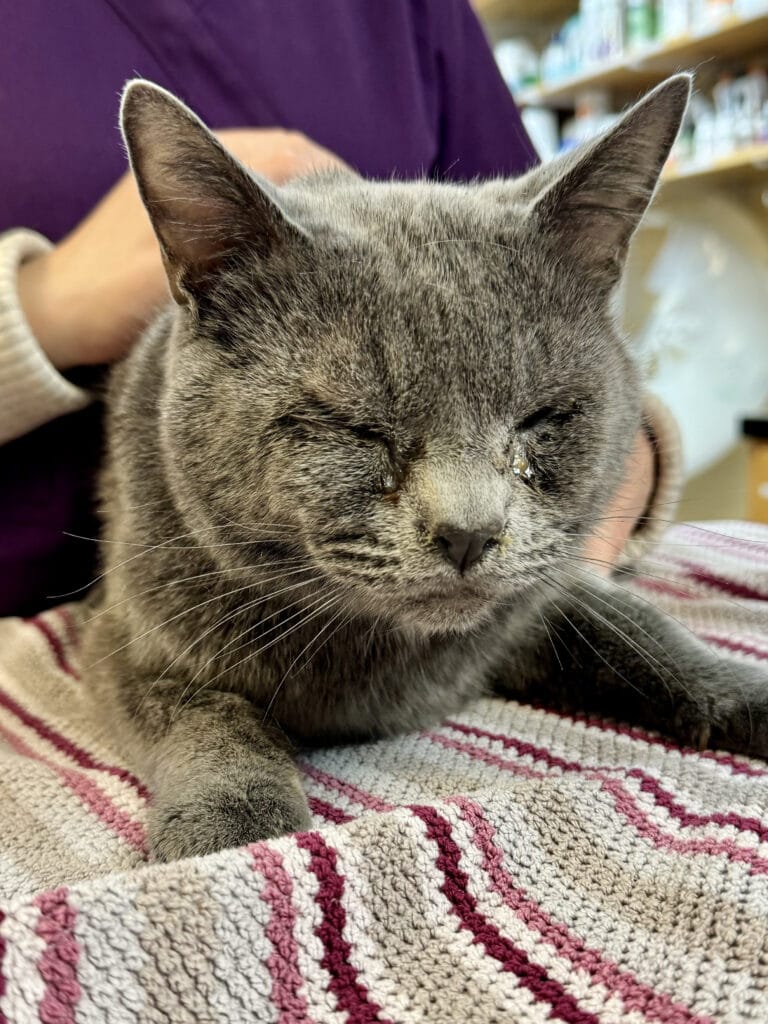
[381, 471, 398, 495]
[511, 451, 534, 483]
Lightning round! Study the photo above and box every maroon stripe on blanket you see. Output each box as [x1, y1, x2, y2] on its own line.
[451, 797, 714, 1024]
[0, 684, 150, 799]
[24, 616, 79, 679]
[0, 721, 147, 852]
[250, 845, 313, 1024]
[673, 525, 768, 562]
[445, 721, 768, 841]
[52, 607, 80, 649]
[0, 909, 6, 1024]
[410, 805, 599, 1024]
[528, 706, 768, 778]
[627, 769, 768, 841]
[296, 832, 394, 1024]
[429, 731, 768, 876]
[700, 634, 768, 661]
[673, 560, 768, 601]
[309, 796, 354, 824]
[632, 577, 696, 601]
[34, 888, 81, 1024]
[299, 761, 394, 812]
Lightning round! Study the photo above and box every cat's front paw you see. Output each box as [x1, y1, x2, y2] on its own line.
[149, 780, 312, 862]
[671, 664, 768, 760]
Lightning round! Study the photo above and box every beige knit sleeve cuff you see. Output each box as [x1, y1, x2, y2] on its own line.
[0, 229, 91, 446]
[618, 393, 684, 570]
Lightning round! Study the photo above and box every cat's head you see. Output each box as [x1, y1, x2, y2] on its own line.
[120, 76, 689, 636]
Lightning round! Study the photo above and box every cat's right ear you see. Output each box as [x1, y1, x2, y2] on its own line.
[521, 74, 690, 291]
[120, 79, 307, 304]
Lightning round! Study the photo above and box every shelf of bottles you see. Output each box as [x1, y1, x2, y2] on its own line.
[489, 2, 768, 184]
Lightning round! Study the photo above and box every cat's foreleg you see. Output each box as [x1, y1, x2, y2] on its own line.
[494, 575, 768, 758]
[129, 684, 311, 861]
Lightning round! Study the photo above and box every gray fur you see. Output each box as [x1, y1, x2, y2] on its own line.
[83, 76, 768, 862]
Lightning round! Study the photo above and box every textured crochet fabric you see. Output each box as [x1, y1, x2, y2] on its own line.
[1, 521, 768, 1023]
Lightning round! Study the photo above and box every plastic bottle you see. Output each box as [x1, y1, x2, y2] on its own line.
[604, 0, 625, 58]
[521, 107, 561, 162]
[658, 0, 690, 38]
[697, 0, 734, 26]
[625, 0, 657, 50]
[712, 72, 737, 155]
[735, 0, 768, 15]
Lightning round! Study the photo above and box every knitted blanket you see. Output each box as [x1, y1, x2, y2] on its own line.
[1, 522, 768, 1024]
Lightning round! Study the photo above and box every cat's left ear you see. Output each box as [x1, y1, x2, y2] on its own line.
[120, 79, 308, 304]
[527, 74, 691, 289]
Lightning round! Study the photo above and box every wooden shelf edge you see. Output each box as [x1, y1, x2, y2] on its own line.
[663, 144, 768, 184]
[473, 0, 576, 21]
[516, 61, 652, 107]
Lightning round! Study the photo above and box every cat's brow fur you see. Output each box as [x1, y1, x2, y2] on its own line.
[82, 75, 768, 861]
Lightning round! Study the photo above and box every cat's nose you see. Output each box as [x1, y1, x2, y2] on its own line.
[434, 523, 502, 573]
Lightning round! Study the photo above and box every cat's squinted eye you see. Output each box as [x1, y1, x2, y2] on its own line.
[515, 403, 582, 434]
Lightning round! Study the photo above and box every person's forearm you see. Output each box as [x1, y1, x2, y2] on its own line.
[0, 229, 91, 445]
[17, 222, 162, 371]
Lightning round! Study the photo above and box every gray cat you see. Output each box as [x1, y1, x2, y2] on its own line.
[83, 75, 768, 862]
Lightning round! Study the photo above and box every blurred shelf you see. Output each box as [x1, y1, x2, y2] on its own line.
[473, 0, 576, 21]
[517, 59, 658, 106]
[517, 12, 768, 107]
[663, 143, 768, 184]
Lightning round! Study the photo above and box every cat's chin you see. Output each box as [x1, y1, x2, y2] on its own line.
[391, 595, 498, 638]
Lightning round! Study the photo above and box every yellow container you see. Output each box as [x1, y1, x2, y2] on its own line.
[743, 418, 768, 525]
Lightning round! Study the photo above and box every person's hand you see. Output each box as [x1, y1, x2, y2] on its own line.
[582, 429, 656, 574]
[18, 129, 345, 371]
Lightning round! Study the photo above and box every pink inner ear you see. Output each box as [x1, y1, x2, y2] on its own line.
[149, 196, 244, 266]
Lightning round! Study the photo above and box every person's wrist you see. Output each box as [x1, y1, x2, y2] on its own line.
[17, 238, 163, 370]
[17, 247, 84, 371]
[582, 428, 656, 574]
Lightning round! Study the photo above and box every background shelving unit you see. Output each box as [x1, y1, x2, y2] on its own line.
[474, 4, 768, 189]
[516, 14, 768, 108]
[472, 1, 768, 518]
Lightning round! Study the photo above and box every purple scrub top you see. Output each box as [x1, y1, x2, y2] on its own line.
[0, 0, 537, 614]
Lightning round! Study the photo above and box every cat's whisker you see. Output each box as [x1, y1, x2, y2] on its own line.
[536, 609, 564, 672]
[64, 518, 294, 549]
[51, 525, 208, 597]
[165, 589, 333, 726]
[195, 591, 345, 700]
[582, 514, 768, 550]
[54, 519, 299, 599]
[218, 513, 300, 535]
[80, 558, 308, 624]
[552, 567, 690, 704]
[152, 574, 321, 688]
[136, 575, 324, 720]
[539, 573, 651, 702]
[565, 553, 757, 671]
[88, 567, 314, 670]
[262, 605, 351, 724]
[568, 550, 755, 616]
[170, 586, 337, 717]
